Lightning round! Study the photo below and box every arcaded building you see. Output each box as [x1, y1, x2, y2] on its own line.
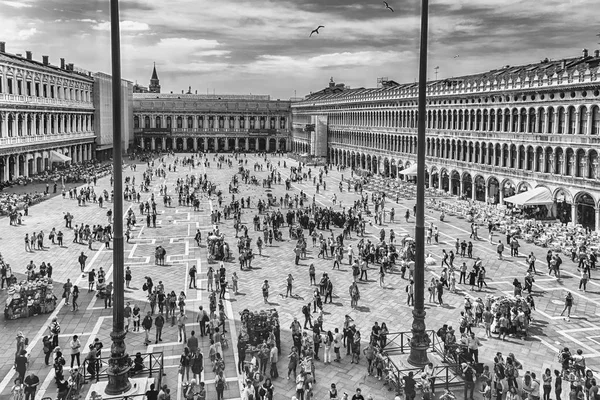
[0, 42, 95, 182]
[133, 66, 292, 153]
[291, 50, 600, 230]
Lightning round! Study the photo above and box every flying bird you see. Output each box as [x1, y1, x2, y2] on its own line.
[310, 26, 324, 37]
[453, 55, 460, 58]
[383, 1, 394, 11]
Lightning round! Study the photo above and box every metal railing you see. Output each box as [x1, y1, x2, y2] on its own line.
[81, 351, 164, 384]
[382, 330, 437, 355]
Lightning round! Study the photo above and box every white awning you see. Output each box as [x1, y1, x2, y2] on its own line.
[400, 164, 418, 176]
[50, 150, 71, 163]
[504, 186, 553, 206]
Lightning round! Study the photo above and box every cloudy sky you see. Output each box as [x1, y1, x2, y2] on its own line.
[0, 0, 598, 99]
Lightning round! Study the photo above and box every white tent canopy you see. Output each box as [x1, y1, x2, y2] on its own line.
[50, 150, 71, 163]
[399, 164, 418, 176]
[504, 186, 553, 206]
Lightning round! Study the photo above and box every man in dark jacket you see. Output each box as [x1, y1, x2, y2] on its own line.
[155, 312, 165, 344]
[142, 311, 153, 345]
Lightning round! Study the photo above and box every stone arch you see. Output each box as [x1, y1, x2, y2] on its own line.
[462, 172, 473, 198]
[473, 175, 486, 202]
[574, 191, 596, 230]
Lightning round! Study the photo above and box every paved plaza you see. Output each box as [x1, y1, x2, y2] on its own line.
[1, 154, 599, 400]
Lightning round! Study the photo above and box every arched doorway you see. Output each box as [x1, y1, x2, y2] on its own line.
[431, 168, 439, 189]
[165, 138, 173, 150]
[268, 138, 276, 152]
[383, 158, 390, 177]
[390, 160, 397, 179]
[249, 138, 256, 152]
[502, 179, 516, 204]
[155, 137, 162, 151]
[207, 138, 215, 152]
[462, 173, 472, 199]
[440, 169, 450, 192]
[517, 181, 531, 193]
[488, 177, 500, 204]
[450, 171, 460, 196]
[238, 138, 245, 151]
[258, 138, 266, 152]
[217, 138, 226, 152]
[554, 188, 572, 224]
[575, 192, 595, 230]
[228, 138, 236, 151]
[474, 175, 485, 202]
[175, 138, 183, 151]
[186, 138, 194, 150]
[279, 139, 286, 152]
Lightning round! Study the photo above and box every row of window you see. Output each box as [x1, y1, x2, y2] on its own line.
[324, 105, 600, 135]
[0, 76, 91, 102]
[0, 113, 92, 137]
[134, 115, 287, 130]
[327, 131, 600, 179]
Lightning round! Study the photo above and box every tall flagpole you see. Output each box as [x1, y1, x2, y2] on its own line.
[105, 0, 131, 394]
[408, 0, 430, 366]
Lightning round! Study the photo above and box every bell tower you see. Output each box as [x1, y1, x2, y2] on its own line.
[149, 62, 160, 93]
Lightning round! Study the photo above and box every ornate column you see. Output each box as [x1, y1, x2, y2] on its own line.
[151, 137, 155, 150]
[596, 208, 600, 231]
[203, 139, 208, 152]
[543, 107, 550, 134]
[224, 138, 229, 151]
[587, 107, 593, 135]
[235, 138, 239, 150]
[162, 138, 166, 150]
[574, 112, 581, 135]
[23, 154, 29, 177]
[245, 139, 249, 151]
[182, 138, 187, 151]
[193, 139, 198, 151]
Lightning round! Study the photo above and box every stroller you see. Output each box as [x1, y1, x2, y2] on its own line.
[96, 282, 107, 299]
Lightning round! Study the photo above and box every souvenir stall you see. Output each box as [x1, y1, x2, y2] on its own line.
[238, 308, 281, 355]
[4, 278, 57, 320]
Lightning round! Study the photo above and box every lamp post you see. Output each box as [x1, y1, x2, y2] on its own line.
[407, 0, 431, 367]
[105, 0, 131, 394]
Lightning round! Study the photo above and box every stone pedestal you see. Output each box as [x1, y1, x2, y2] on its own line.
[105, 330, 132, 395]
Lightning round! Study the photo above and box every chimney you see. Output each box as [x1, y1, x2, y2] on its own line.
[583, 48, 589, 58]
[42, 55, 49, 66]
[60, 58, 65, 69]
[68, 63, 74, 71]
[595, 50, 600, 58]
[0, 42, 5, 52]
[26, 51, 32, 60]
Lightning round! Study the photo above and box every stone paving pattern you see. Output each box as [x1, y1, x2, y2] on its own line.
[0, 154, 599, 400]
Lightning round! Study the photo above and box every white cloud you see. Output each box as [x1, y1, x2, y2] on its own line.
[1, 0, 32, 8]
[17, 27, 37, 39]
[244, 51, 411, 74]
[92, 20, 150, 31]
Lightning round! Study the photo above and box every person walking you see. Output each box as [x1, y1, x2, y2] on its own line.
[71, 286, 79, 312]
[497, 241, 504, 260]
[177, 310, 188, 343]
[189, 265, 197, 289]
[154, 312, 164, 344]
[286, 274, 294, 297]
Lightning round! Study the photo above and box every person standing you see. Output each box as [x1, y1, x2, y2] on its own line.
[88, 269, 96, 292]
[71, 286, 79, 312]
[69, 335, 81, 369]
[560, 292, 574, 318]
[177, 310, 188, 343]
[189, 265, 197, 289]
[125, 266, 132, 288]
[105, 282, 113, 308]
[466, 332, 481, 364]
[286, 274, 294, 297]
[155, 312, 165, 343]
[187, 331, 199, 355]
[497, 241, 504, 260]
[23, 372, 39, 400]
[124, 302, 132, 332]
[269, 343, 279, 379]
[63, 279, 72, 306]
[436, 279, 444, 305]
[406, 280, 414, 306]
[142, 311, 153, 345]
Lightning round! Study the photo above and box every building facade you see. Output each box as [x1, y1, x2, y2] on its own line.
[133, 93, 291, 152]
[0, 42, 95, 183]
[93, 72, 134, 160]
[292, 50, 600, 230]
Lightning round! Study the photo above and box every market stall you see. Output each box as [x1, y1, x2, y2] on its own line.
[4, 278, 57, 320]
